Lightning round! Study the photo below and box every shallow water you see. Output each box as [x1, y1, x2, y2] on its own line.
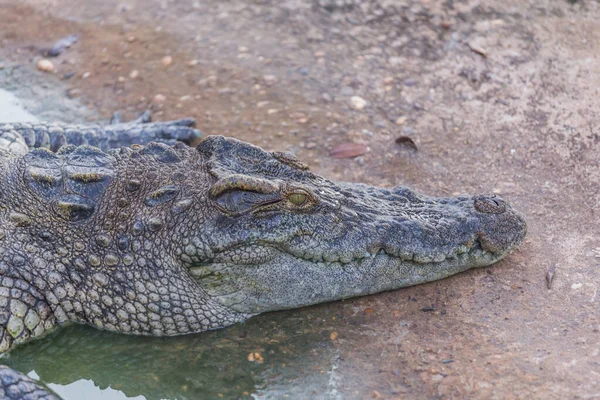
[2, 312, 338, 400]
[0, 88, 38, 122]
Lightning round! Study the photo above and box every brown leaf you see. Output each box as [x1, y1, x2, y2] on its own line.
[395, 136, 418, 150]
[329, 142, 367, 158]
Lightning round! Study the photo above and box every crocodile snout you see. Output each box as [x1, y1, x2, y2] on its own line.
[473, 194, 526, 255]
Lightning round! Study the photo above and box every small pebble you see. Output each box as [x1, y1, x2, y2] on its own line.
[129, 70, 139, 79]
[395, 116, 408, 125]
[314, 50, 326, 58]
[329, 331, 338, 340]
[36, 59, 55, 73]
[127, 36, 137, 43]
[306, 142, 317, 149]
[161, 56, 173, 66]
[350, 96, 367, 110]
[247, 352, 264, 363]
[66, 88, 81, 98]
[82, 72, 91, 79]
[263, 74, 278, 86]
[153, 94, 167, 103]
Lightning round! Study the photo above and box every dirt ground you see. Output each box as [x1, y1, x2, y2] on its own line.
[0, 0, 599, 398]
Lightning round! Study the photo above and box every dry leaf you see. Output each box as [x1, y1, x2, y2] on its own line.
[395, 136, 418, 150]
[329, 142, 367, 158]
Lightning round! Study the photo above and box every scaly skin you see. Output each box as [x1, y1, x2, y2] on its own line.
[0, 366, 59, 400]
[0, 115, 526, 399]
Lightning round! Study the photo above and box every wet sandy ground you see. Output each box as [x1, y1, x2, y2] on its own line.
[0, 0, 599, 398]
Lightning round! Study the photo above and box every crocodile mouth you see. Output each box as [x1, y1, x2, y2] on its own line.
[188, 237, 505, 277]
[186, 238, 510, 315]
[284, 237, 502, 266]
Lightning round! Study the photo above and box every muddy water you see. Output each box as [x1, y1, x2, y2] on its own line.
[2, 313, 338, 400]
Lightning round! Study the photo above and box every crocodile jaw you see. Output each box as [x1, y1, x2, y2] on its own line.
[189, 238, 521, 314]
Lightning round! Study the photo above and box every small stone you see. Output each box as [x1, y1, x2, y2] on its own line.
[395, 116, 408, 125]
[330, 331, 338, 340]
[468, 38, 488, 58]
[161, 56, 173, 66]
[129, 70, 139, 79]
[127, 36, 137, 43]
[188, 59, 199, 66]
[350, 96, 367, 110]
[153, 94, 167, 103]
[384, 76, 394, 85]
[36, 59, 55, 73]
[66, 88, 81, 98]
[118, 76, 126, 83]
[247, 352, 264, 363]
[82, 72, 91, 79]
[306, 142, 317, 149]
[263, 74, 277, 86]
[571, 283, 583, 290]
[238, 46, 249, 53]
[314, 50, 326, 58]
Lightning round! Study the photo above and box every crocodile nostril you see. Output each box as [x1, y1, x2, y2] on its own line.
[474, 195, 506, 214]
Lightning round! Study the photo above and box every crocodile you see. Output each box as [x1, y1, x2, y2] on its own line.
[0, 114, 526, 399]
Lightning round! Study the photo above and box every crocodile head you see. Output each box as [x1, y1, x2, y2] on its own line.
[184, 136, 527, 315]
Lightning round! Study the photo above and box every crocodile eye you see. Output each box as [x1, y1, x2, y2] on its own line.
[289, 192, 307, 206]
